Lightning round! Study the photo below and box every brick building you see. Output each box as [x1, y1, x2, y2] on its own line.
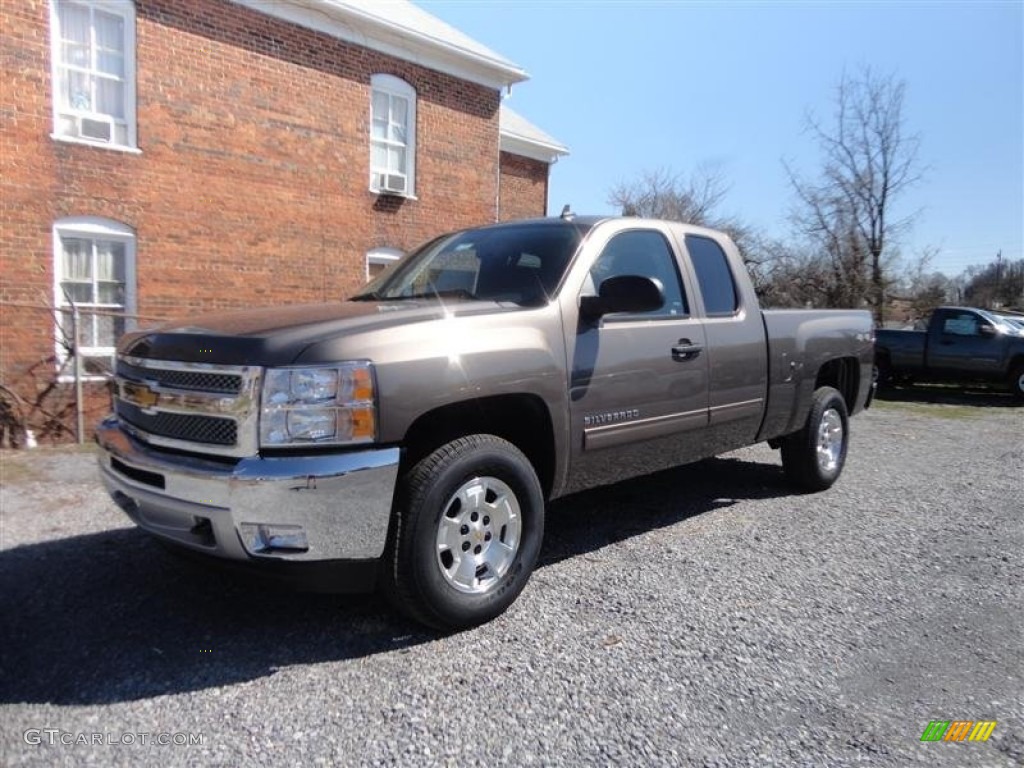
[0, 0, 568, 442]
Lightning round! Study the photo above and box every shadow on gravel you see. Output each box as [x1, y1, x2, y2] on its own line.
[0, 455, 790, 706]
[876, 383, 1018, 408]
[541, 455, 789, 568]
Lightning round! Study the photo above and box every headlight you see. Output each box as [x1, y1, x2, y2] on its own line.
[260, 363, 376, 447]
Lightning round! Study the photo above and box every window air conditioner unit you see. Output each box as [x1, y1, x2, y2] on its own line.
[378, 173, 407, 196]
[78, 116, 114, 143]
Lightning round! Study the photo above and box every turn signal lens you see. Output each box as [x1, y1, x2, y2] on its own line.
[350, 367, 374, 402]
[349, 407, 375, 440]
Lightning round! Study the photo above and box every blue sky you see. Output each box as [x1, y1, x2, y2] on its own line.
[421, 0, 1023, 277]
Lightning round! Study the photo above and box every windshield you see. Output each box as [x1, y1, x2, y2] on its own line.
[976, 308, 1023, 336]
[352, 223, 585, 306]
[996, 315, 1024, 335]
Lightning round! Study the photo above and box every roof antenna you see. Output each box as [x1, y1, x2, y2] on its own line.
[560, 204, 574, 220]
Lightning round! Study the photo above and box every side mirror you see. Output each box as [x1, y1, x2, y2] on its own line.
[979, 323, 996, 337]
[580, 275, 664, 321]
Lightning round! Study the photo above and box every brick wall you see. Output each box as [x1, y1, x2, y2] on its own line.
[498, 151, 549, 222]
[0, 0, 515, 442]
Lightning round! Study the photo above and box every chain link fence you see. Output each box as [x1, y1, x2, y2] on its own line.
[0, 300, 165, 448]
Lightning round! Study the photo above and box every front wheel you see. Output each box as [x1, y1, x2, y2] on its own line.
[780, 386, 850, 492]
[383, 434, 544, 631]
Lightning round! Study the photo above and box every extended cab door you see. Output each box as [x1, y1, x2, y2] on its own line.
[561, 224, 710, 494]
[678, 232, 768, 456]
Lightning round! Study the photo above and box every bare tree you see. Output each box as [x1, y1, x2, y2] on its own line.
[607, 165, 761, 269]
[962, 256, 1024, 309]
[911, 273, 955, 317]
[894, 249, 955, 321]
[744, 233, 873, 309]
[787, 69, 922, 322]
[741, 236, 816, 307]
[608, 166, 729, 224]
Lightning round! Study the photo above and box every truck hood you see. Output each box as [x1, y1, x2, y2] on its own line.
[119, 299, 517, 366]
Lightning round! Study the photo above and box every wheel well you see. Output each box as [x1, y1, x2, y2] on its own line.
[815, 357, 860, 410]
[873, 349, 892, 384]
[400, 394, 556, 497]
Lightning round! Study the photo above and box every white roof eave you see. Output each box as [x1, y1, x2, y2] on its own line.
[499, 106, 569, 164]
[500, 131, 569, 164]
[231, 0, 529, 90]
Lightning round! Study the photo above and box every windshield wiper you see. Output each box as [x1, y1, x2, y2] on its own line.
[396, 288, 479, 301]
[351, 288, 480, 302]
[349, 291, 381, 301]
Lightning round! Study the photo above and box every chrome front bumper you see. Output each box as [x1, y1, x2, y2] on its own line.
[96, 417, 400, 564]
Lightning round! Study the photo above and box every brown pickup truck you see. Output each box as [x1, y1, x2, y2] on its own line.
[97, 215, 874, 629]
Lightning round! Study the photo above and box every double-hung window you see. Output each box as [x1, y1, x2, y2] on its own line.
[370, 74, 416, 196]
[50, 0, 136, 148]
[54, 218, 136, 373]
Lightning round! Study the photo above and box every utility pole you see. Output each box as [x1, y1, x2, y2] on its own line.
[996, 250, 1003, 307]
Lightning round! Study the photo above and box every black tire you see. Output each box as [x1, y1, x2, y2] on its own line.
[874, 356, 892, 389]
[780, 386, 850, 492]
[383, 434, 544, 631]
[1010, 363, 1024, 401]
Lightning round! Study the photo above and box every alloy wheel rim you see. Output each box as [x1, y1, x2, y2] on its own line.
[816, 408, 844, 474]
[435, 476, 522, 594]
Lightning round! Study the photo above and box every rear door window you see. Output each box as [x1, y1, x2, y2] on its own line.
[686, 235, 738, 316]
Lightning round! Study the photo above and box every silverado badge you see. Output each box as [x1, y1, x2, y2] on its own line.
[583, 409, 640, 427]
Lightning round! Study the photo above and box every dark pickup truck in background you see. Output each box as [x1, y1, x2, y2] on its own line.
[875, 306, 1024, 399]
[96, 215, 874, 629]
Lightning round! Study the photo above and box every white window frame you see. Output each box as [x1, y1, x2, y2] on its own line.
[53, 217, 137, 378]
[366, 247, 404, 281]
[369, 74, 416, 198]
[49, 0, 138, 151]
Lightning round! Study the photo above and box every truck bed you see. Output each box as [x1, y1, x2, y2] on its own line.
[759, 309, 875, 440]
[875, 328, 927, 372]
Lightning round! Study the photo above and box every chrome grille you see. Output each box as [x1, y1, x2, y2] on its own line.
[116, 360, 242, 394]
[113, 356, 261, 457]
[116, 401, 238, 446]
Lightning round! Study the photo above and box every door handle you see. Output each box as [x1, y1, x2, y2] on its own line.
[671, 339, 703, 361]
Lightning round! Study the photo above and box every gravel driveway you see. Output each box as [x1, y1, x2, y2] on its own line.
[1, 394, 1021, 767]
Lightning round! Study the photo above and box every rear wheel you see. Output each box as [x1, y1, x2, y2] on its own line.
[383, 434, 544, 631]
[780, 386, 850, 492]
[1010, 363, 1024, 401]
[874, 356, 892, 389]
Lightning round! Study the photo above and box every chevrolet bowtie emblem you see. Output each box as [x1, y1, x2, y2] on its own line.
[123, 381, 160, 409]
